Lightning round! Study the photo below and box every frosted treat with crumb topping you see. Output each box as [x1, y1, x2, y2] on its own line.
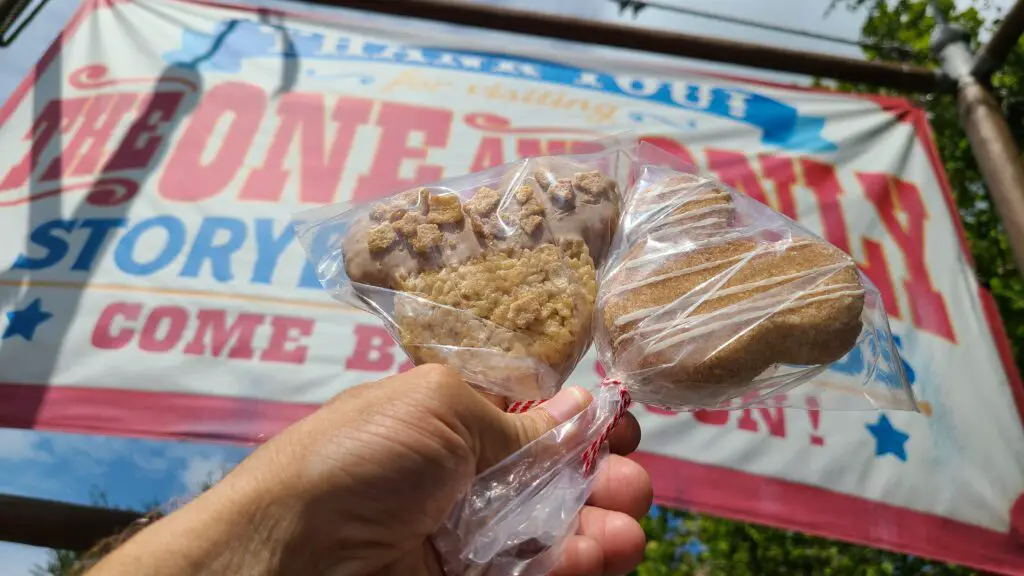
[341, 159, 620, 390]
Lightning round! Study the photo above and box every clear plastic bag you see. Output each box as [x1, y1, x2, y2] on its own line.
[432, 383, 631, 576]
[595, 142, 918, 411]
[294, 137, 635, 400]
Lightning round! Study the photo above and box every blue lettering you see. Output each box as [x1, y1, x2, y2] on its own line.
[72, 218, 127, 271]
[115, 216, 186, 276]
[251, 219, 295, 285]
[12, 220, 76, 270]
[160, 20, 834, 152]
[13, 214, 350, 291]
[181, 217, 247, 282]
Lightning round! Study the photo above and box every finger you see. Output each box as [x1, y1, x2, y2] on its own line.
[502, 387, 592, 451]
[548, 535, 603, 576]
[607, 411, 641, 456]
[476, 387, 592, 471]
[576, 506, 647, 575]
[587, 455, 653, 519]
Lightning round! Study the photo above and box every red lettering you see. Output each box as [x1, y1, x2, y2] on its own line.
[240, 95, 373, 204]
[801, 160, 901, 320]
[43, 93, 137, 180]
[692, 409, 729, 425]
[758, 154, 798, 219]
[470, 137, 505, 171]
[0, 97, 89, 190]
[139, 306, 189, 352]
[91, 302, 308, 362]
[644, 405, 676, 416]
[90, 302, 141, 349]
[260, 316, 314, 364]
[345, 324, 397, 371]
[160, 82, 266, 201]
[515, 139, 601, 158]
[705, 148, 770, 206]
[106, 91, 186, 172]
[858, 173, 955, 342]
[859, 238, 902, 319]
[353, 102, 452, 202]
[517, 139, 571, 157]
[182, 309, 262, 359]
[800, 158, 851, 252]
[736, 404, 786, 437]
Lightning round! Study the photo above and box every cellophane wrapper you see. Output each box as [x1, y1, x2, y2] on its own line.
[432, 386, 627, 576]
[295, 138, 634, 401]
[594, 143, 918, 411]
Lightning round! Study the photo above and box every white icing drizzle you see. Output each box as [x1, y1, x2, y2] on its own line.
[611, 238, 817, 294]
[642, 288, 865, 353]
[657, 205, 733, 225]
[611, 262, 852, 325]
[650, 180, 714, 198]
[649, 216, 727, 239]
[620, 229, 785, 271]
[635, 189, 728, 209]
[613, 285, 864, 351]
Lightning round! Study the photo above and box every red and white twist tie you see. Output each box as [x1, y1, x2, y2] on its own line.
[506, 378, 632, 475]
[506, 399, 546, 414]
[581, 379, 631, 474]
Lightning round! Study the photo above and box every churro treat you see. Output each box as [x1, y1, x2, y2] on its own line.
[594, 161, 916, 410]
[298, 146, 631, 399]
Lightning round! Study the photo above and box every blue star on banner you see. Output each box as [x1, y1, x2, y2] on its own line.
[866, 413, 910, 461]
[3, 298, 53, 341]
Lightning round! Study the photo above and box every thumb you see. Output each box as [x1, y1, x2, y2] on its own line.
[477, 387, 593, 472]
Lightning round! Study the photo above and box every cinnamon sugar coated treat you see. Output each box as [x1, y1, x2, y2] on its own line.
[340, 158, 621, 381]
[601, 171, 865, 407]
[622, 172, 734, 239]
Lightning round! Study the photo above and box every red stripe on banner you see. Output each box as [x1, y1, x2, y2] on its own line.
[0, 383, 317, 444]
[979, 287, 1024, 424]
[634, 452, 1024, 576]
[2, 381, 1022, 573]
[907, 105, 1024, 423]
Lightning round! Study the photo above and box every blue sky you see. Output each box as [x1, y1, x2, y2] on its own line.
[0, 0, 1009, 573]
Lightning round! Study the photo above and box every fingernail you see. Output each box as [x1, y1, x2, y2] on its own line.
[540, 387, 592, 423]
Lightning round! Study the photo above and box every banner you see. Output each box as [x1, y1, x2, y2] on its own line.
[0, 0, 1022, 572]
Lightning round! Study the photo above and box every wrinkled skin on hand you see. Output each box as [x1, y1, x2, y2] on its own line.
[86, 365, 652, 576]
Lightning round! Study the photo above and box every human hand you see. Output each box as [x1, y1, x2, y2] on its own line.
[86, 364, 651, 576]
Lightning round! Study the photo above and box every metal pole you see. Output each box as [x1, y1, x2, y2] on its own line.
[313, 0, 946, 93]
[932, 10, 1024, 274]
[0, 494, 142, 551]
[972, 0, 1024, 78]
